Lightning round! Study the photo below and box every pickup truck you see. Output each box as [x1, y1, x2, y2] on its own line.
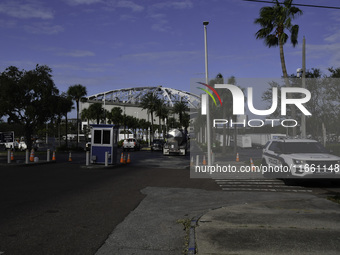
[122, 138, 140, 151]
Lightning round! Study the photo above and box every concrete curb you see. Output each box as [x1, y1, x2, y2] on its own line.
[188, 216, 201, 255]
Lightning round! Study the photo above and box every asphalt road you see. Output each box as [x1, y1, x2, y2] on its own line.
[0, 151, 218, 255]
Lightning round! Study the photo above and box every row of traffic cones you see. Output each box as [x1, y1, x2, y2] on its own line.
[8, 149, 57, 162]
[237, 153, 255, 171]
[120, 152, 131, 164]
[190, 155, 207, 166]
[30, 149, 57, 162]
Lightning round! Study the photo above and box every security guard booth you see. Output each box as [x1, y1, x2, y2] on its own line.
[90, 124, 118, 164]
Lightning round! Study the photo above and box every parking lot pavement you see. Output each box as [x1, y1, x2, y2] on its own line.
[95, 186, 340, 255]
[195, 195, 340, 255]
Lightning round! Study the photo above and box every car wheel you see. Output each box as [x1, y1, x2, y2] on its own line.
[262, 158, 273, 179]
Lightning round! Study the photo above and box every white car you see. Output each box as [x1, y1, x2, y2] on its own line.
[122, 138, 140, 151]
[18, 141, 27, 151]
[262, 138, 340, 179]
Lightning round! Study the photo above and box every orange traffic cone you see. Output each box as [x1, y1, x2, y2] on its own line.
[127, 153, 131, 164]
[30, 149, 35, 162]
[123, 154, 127, 164]
[68, 152, 72, 162]
[236, 153, 240, 162]
[250, 158, 255, 171]
[11, 150, 14, 161]
[120, 152, 124, 163]
[203, 155, 207, 165]
[52, 151, 56, 161]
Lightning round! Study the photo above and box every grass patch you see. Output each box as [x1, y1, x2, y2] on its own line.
[327, 195, 340, 204]
[177, 218, 192, 255]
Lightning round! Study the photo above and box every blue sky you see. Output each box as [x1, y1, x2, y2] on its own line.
[1, 0, 340, 103]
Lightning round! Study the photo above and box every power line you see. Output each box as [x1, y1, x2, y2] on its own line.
[243, 0, 340, 10]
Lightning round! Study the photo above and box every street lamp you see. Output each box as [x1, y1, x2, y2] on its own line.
[203, 21, 212, 166]
[297, 36, 306, 139]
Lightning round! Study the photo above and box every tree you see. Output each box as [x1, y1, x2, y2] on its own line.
[84, 103, 106, 124]
[155, 100, 169, 138]
[140, 92, 159, 141]
[254, 0, 303, 135]
[0, 65, 60, 150]
[67, 84, 87, 148]
[107, 107, 123, 127]
[172, 100, 189, 129]
[56, 93, 73, 147]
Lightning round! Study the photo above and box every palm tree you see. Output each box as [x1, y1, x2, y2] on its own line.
[56, 93, 73, 147]
[84, 103, 106, 125]
[155, 100, 169, 138]
[172, 100, 189, 128]
[254, 0, 302, 135]
[67, 84, 87, 148]
[140, 92, 159, 142]
[254, 0, 302, 79]
[107, 107, 123, 127]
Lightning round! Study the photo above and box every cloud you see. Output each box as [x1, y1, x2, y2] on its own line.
[307, 43, 340, 68]
[151, 19, 170, 32]
[121, 50, 198, 62]
[0, 19, 17, 29]
[58, 50, 96, 57]
[65, 0, 103, 5]
[117, 0, 144, 12]
[151, 0, 193, 10]
[24, 22, 64, 34]
[0, 0, 54, 19]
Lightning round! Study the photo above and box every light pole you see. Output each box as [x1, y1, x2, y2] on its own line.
[203, 21, 212, 166]
[297, 36, 306, 138]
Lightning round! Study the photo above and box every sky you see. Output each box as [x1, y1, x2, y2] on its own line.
[1, 0, 340, 115]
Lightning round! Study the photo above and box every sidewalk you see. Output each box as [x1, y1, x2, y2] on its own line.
[195, 196, 340, 255]
[95, 186, 340, 255]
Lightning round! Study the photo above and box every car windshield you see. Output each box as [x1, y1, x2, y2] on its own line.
[281, 142, 328, 154]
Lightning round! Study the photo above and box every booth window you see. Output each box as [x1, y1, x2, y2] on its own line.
[103, 130, 111, 144]
[94, 130, 102, 144]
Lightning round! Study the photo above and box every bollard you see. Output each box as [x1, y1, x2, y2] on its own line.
[86, 151, 90, 166]
[105, 151, 108, 166]
[196, 155, 199, 166]
[7, 150, 11, 164]
[47, 149, 50, 162]
[26, 150, 29, 164]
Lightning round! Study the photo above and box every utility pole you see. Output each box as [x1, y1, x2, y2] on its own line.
[203, 21, 212, 166]
[301, 36, 306, 138]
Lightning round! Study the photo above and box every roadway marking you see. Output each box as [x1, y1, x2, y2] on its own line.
[214, 179, 313, 193]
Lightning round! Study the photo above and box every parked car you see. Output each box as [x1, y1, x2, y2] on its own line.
[122, 138, 140, 151]
[262, 138, 340, 179]
[18, 141, 27, 151]
[151, 139, 164, 151]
